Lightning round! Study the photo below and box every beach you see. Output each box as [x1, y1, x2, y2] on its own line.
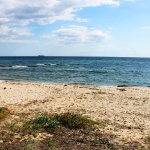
[0, 81, 150, 148]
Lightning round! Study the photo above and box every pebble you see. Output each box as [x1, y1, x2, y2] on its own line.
[14, 135, 22, 139]
[0, 140, 3, 143]
[11, 115, 20, 120]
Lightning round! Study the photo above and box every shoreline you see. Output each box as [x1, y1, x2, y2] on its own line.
[1, 80, 150, 87]
[0, 81, 150, 147]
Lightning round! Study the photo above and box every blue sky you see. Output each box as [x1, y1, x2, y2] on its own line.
[0, 0, 150, 57]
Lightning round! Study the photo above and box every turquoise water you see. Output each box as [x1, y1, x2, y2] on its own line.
[0, 56, 150, 86]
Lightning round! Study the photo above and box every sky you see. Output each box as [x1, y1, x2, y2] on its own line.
[0, 0, 150, 57]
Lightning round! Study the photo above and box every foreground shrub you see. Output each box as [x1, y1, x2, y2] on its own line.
[25, 114, 60, 130]
[0, 107, 9, 120]
[57, 112, 98, 129]
[24, 112, 98, 130]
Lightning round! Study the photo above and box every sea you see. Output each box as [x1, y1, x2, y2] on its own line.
[0, 56, 150, 87]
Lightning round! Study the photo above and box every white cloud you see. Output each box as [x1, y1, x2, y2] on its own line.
[76, 18, 89, 22]
[42, 25, 111, 45]
[0, 25, 33, 38]
[141, 26, 150, 30]
[108, 27, 117, 30]
[0, 0, 120, 26]
[0, 25, 34, 43]
[124, 0, 135, 2]
[0, 39, 38, 44]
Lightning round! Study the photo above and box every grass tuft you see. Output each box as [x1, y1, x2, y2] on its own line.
[57, 112, 98, 129]
[24, 112, 98, 130]
[24, 114, 60, 130]
[0, 107, 9, 120]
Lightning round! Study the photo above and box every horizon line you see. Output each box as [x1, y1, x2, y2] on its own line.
[0, 56, 150, 59]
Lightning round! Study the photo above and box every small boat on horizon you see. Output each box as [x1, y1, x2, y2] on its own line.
[38, 55, 45, 57]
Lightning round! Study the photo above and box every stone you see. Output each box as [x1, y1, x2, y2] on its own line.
[0, 140, 3, 143]
[14, 135, 22, 139]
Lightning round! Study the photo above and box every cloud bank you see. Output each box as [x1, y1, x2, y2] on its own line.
[0, 0, 119, 43]
[43, 25, 111, 45]
[0, 0, 119, 26]
[0, 25, 35, 43]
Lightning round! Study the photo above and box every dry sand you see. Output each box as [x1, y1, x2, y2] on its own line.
[0, 81, 150, 146]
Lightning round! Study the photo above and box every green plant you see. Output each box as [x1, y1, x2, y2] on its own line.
[57, 112, 98, 129]
[46, 140, 56, 150]
[24, 139, 56, 150]
[24, 112, 98, 131]
[25, 139, 40, 150]
[47, 119, 60, 128]
[4, 122, 17, 131]
[31, 115, 49, 125]
[25, 114, 60, 130]
[99, 138, 113, 149]
[0, 107, 9, 120]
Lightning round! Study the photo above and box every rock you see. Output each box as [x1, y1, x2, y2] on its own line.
[118, 89, 126, 91]
[117, 85, 129, 87]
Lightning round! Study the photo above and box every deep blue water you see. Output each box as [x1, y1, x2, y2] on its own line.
[0, 56, 150, 86]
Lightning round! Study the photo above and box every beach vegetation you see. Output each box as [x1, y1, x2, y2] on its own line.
[0, 111, 145, 149]
[4, 121, 23, 134]
[25, 139, 40, 150]
[0, 107, 9, 120]
[24, 114, 61, 130]
[24, 112, 98, 130]
[56, 112, 98, 129]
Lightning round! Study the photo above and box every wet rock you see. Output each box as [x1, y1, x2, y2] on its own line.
[117, 85, 129, 87]
[118, 89, 126, 91]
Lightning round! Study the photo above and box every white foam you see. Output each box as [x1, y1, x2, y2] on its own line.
[12, 65, 28, 68]
[50, 63, 57, 66]
[37, 63, 46, 66]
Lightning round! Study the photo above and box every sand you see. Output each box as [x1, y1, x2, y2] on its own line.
[0, 81, 150, 146]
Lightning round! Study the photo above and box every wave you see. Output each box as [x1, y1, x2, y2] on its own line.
[37, 63, 46, 66]
[0, 65, 28, 70]
[12, 65, 28, 68]
[45, 63, 57, 66]
[37, 63, 58, 66]
[50, 63, 57, 66]
[0, 67, 12, 70]
[0, 63, 58, 69]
